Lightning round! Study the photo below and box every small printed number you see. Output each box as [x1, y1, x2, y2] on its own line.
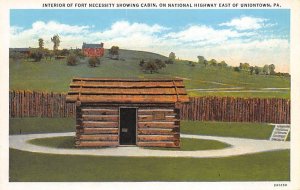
[274, 184, 287, 187]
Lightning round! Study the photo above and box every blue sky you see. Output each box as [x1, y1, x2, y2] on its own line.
[10, 9, 290, 72]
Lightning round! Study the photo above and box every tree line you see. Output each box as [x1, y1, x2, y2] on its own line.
[10, 35, 123, 68]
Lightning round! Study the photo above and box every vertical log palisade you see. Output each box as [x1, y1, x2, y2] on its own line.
[66, 78, 189, 148]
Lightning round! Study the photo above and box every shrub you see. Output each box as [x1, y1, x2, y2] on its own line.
[188, 61, 196, 67]
[154, 59, 166, 69]
[109, 46, 119, 60]
[66, 54, 78, 66]
[10, 52, 27, 60]
[88, 57, 100, 67]
[165, 59, 174, 64]
[140, 59, 166, 74]
[139, 59, 145, 67]
[74, 49, 85, 59]
[30, 52, 43, 62]
[60, 49, 70, 56]
[234, 67, 241, 72]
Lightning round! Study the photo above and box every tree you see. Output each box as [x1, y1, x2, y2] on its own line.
[30, 51, 43, 62]
[234, 66, 240, 72]
[74, 49, 85, 59]
[143, 61, 159, 74]
[197, 56, 205, 64]
[254, 66, 261, 75]
[169, 52, 176, 61]
[188, 61, 195, 67]
[249, 66, 254, 75]
[165, 59, 174, 64]
[88, 57, 100, 67]
[218, 60, 227, 67]
[66, 54, 78, 66]
[139, 59, 145, 67]
[263, 64, 270, 75]
[269, 64, 276, 75]
[38, 38, 44, 49]
[51, 34, 60, 53]
[109, 46, 119, 60]
[203, 59, 208, 67]
[209, 59, 217, 66]
[239, 63, 250, 70]
[60, 49, 70, 56]
[141, 59, 166, 74]
[154, 59, 166, 69]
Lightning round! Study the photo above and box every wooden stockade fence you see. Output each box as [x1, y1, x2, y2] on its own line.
[9, 91, 290, 123]
[9, 91, 75, 118]
[179, 97, 290, 124]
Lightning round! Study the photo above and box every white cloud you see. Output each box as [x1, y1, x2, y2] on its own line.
[10, 26, 23, 35]
[219, 16, 267, 30]
[101, 21, 168, 38]
[10, 21, 91, 48]
[10, 20, 289, 72]
[165, 25, 255, 46]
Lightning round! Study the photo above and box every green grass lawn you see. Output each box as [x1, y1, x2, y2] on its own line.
[9, 118, 290, 181]
[181, 120, 275, 140]
[10, 117, 290, 141]
[9, 148, 290, 181]
[188, 90, 290, 99]
[28, 136, 231, 151]
[9, 49, 290, 98]
[28, 136, 76, 149]
[10, 118, 288, 140]
[9, 118, 74, 135]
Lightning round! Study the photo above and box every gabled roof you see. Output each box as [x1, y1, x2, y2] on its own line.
[66, 78, 189, 104]
[82, 43, 103, 49]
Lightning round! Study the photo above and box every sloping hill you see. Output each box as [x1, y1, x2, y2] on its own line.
[9, 49, 290, 98]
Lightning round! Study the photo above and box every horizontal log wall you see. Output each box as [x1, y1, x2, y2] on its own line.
[75, 106, 119, 147]
[137, 108, 180, 148]
[9, 91, 290, 124]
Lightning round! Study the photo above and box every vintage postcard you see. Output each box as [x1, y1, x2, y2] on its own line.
[1, 0, 300, 189]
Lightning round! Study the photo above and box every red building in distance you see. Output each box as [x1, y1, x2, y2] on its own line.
[82, 42, 104, 57]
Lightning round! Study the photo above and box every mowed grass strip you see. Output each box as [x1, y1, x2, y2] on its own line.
[28, 136, 76, 149]
[9, 118, 75, 135]
[188, 90, 290, 99]
[9, 148, 290, 182]
[181, 121, 275, 140]
[28, 136, 230, 151]
[145, 138, 230, 151]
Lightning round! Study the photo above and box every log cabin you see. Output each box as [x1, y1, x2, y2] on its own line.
[66, 78, 189, 148]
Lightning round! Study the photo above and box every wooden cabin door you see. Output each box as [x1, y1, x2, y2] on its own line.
[119, 108, 137, 145]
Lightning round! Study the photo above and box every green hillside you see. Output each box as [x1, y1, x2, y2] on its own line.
[9, 49, 290, 98]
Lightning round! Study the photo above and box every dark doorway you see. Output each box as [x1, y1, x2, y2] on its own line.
[119, 108, 137, 145]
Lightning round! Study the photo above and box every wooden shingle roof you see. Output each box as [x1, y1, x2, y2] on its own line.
[66, 78, 189, 104]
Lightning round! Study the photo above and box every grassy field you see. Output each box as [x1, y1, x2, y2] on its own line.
[9, 118, 290, 181]
[181, 121, 274, 139]
[9, 118, 277, 140]
[188, 90, 290, 99]
[9, 49, 290, 98]
[28, 136, 76, 149]
[28, 136, 231, 151]
[9, 148, 290, 181]
[9, 118, 75, 135]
